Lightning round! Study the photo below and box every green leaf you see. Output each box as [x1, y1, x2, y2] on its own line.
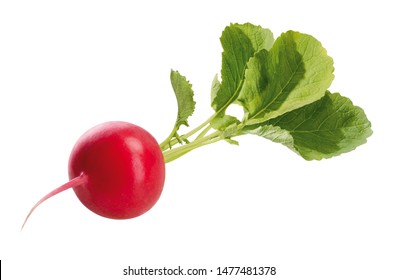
[170, 70, 196, 130]
[211, 23, 274, 112]
[239, 31, 335, 125]
[211, 115, 240, 131]
[210, 74, 221, 106]
[243, 92, 372, 160]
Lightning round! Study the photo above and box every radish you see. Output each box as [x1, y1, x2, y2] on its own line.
[22, 23, 372, 229]
[22, 121, 165, 228]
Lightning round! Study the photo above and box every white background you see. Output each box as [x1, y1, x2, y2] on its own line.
[1, 0, 396, 279]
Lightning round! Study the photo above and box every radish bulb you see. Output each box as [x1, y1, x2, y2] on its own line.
[22, 121, 165, 228]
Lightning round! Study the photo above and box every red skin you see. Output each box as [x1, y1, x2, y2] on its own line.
[68, 121, 165, 219]
[22, 121, 165, 229]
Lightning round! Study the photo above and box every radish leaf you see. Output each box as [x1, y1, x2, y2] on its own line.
[160, 70, 196, 150]
[170, 70, 196, 130]
[243, 92, 373, 160]
[161, 23, 372, 163]
[211, 23, 274, 112]
[239, 31, 335, 125]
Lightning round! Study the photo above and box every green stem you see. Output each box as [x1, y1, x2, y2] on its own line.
[178, 115, 214, 141]
[159, 126, 178, 150]
[160, 114, 216, 152]
[163, 131, 222, 163]
[160, 72, 246, 159]
[195, 123, 212, 140]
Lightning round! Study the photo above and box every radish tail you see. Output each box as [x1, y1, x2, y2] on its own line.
[21, 173, 88, 230]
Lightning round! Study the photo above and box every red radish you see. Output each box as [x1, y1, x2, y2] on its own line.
[22, 24, 373, 230]
[22, 121, 165, 228]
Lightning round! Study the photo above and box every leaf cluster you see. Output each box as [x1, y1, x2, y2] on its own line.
[161, 23, 372, 162]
